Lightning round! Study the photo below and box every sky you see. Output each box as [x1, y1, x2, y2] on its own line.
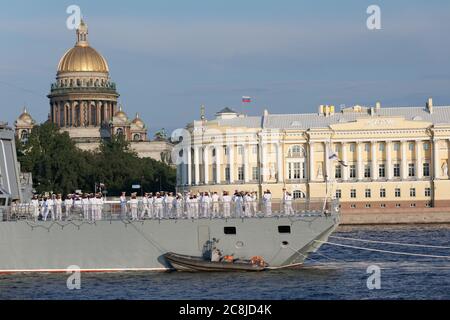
[1, 0, 450, 136]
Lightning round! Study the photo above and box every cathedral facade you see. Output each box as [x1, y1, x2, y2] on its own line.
[15, 20, 173, 164]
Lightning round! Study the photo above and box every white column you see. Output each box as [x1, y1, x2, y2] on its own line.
[309, 142, 315, 182]
[260, 143, 266, 183]
[401, 141, 408, 179]
[228, 145, 235, 183]
[204, 146, 209, 184]
[342, 142, 348, 181]
[357, 142, 363, 180]
[371, 141, 377, 180]
[324, 142, 330, 182]
[277, 143, 283, 183]
[434, 139, 440, 179]
[194, 146, 200, 185]
[187, 148, 192, 185]
[215, 145, 221, 184]
[416, 140, 422, 179]
[386, 141, 392, 180]
[244, 144, 250, 182]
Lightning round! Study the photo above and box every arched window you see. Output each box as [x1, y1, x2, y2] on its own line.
[116, 128, 124, 136]
[288, 145, 305, 158]
[293, 190, 306, 199]
[133, 134, 141, 141]
[212, 148, 216, 157]
[20, 130, 29, 143]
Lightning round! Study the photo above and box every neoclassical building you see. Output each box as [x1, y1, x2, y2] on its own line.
[15, 20, 173, 164]
[176, 99, 450, 212]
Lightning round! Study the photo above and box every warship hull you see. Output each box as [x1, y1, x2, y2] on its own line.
[0, 214, 339, 273]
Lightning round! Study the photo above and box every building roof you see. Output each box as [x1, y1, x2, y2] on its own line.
[210, 105, 450, 130]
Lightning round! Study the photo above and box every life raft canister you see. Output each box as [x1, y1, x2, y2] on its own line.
[250, 256, 266, 267]
[223, 255, 234, 263]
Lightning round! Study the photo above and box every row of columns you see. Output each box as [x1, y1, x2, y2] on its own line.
[180, 139, 446, 186]
[182, 143, 284, 186]
[51, 101, 116, 127]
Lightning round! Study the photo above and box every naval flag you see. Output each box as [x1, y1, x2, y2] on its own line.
[242, 96, 252, 103]
[329, 151, 348, 167]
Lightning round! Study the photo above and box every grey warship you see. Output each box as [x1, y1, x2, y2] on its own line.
[0, 122, 340, 273]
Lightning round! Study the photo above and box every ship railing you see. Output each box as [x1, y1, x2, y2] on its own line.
[1, 198, 339, 222]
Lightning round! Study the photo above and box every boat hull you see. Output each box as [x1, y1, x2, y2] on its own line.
[0, 214, 339, 273]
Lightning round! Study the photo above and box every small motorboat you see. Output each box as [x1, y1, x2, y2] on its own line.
[164, 252, 267, 272]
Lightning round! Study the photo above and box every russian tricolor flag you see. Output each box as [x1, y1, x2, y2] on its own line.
[242, 96, 252, 103]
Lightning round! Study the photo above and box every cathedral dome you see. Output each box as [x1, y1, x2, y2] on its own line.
[57, 20, 109, 74]
[16, 108, 34, 125]
[132, 113, 145, 129]
[114, 106, 129, 122]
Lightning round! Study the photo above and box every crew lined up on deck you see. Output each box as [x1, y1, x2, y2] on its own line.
[19, 189, 299, 221]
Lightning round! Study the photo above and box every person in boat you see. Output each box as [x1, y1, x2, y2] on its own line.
[211, 247, 223, 262]
[263, 190, 272, 216]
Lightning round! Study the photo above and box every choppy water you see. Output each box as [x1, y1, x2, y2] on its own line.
[1, 225, 450, 300]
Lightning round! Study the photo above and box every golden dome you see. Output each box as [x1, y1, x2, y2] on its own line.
[132, 113, 145, 129]
[114, 106, 128, 122]
[17, 107, 34, 125]
[57, 20, 109, 74]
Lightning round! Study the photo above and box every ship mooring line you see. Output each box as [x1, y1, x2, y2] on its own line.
[329, 235, 450, 250]
[315, 240, 450, 259]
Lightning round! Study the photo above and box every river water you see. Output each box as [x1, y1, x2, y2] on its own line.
[1, 225, 449, 300]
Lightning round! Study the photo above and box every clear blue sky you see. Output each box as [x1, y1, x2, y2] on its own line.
[1, 0, 450, 135]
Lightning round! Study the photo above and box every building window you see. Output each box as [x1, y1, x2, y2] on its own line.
[408, 163, 415, 177]
[410, 203, 416, 208]
[335, 189, 342, 199]
[395, 188, 401, 198]
[365, 204, 371, 208]
[396, 203, 401, 208]
[364, 165, 371, 178]
[423, 163, 430, 177]
[349, 144, 356, 152]
[380, 204, 386, 208]
[379, 143, 385, 152]
[426, 202, 432, 208]
[212, 148, 216, 157]
[238, 166, 244, 181]
[20, 130, 29, 143]
[225, 167, 230, 181]
[350, 189, 356, 198]
[380, 188, 386, 198]
[335, 145, 341, 153]
[252, 145, 258, 154]
[335, 165, 342, 179]
[364, 143, 370, 152]
[394, 164, 401, 177]
[365, 189, 371, 198]
[288, 162, 302, 180]
[293, 190, 306, 199]
[224, 146, 228, 155]
[423, 143, 430, 151]
[410, 188, 416, 197]
[288, 145, 304, 157]
[116, 128, 124, 136]
[350, 204, 356, 209]
[409, 142, 414, 151]
[252, 167, 259, 181]
[394, 143, 400, 151]
[378, 164, 385, 178]
[133, 134, 141, 141]
[237, 146, 243, 155]
[425, 187, 431, 197]
[350, 165, 356, 178]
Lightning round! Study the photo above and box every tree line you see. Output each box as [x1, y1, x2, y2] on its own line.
[16, 123, 176, 196]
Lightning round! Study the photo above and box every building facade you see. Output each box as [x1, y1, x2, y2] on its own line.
[15, 20, 173, 164]
[176, 100, 450, 212]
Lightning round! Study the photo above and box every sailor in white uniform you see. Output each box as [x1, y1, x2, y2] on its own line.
[165, 192, 175, 218]
[251, 192, 258, 216]
[140, 193, 150, 219]
[222, 191, 232, 218]
[42, 197, 50, 221]
[233, 192, 244, 217]
[64, 194, 73, 219]
[81, 194, 90, 220]
[283, 191, 294, 216]
[31, 195, 40, 221]
[244, 193, 253, 218]
[175, 193, 184, 218]
[120, 192, 127, 219]
[55, 194, 63, 221]
[211, 192, 220, 218]
[201, 192, 211, 218]
[128, 193, 139, 220]
[192, 195, 199, 219]
[47, 195, 55, 221]
[154, 193, 164, 219]
[263, 190, 272, 216]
